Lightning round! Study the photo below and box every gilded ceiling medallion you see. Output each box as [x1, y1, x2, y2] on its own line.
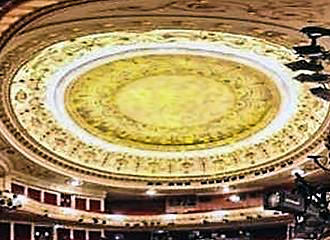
[9, 30, 329, 177]
[65, 53, 280, 151]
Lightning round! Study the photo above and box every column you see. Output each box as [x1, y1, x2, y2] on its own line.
[0, 176, 5, 192]
[3, 175, 11, 191]
[53, 226, 58, 240]
[71, 195, 76, 209]
[31, 223, 35, 240]
[56, 193, 61, 206]
[70, 228, 74, 240]
[86, 230, 89, 240]
[10, 222, 14, 240]
[40, 191, 45, 203]
[100, 199, 105, 212]
[86, 198, 90, 211]
[24, 186, 28, 197]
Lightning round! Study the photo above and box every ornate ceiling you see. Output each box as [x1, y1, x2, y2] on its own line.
[0, 0, 329, 192]
[8, 29, 329, 179]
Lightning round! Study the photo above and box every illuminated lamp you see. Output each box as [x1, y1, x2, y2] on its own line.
[146, 188, 157, 196]
[66, 178, 82, 187]
[229, 194, 240, 203]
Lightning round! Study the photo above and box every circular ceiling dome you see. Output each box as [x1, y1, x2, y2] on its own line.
[8, 30, 329, 178]
[64, 49, 280, 151]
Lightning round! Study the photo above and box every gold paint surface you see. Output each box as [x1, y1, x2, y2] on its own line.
[65, 54, 280, 151]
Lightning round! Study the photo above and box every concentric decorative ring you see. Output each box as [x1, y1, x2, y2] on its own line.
[9, 30, 329, 177]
